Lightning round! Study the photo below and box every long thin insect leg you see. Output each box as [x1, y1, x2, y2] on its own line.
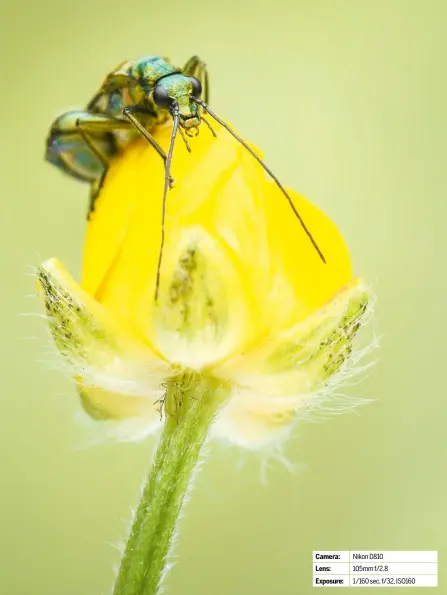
[192, 98, 326, 264]
[75, 117, 111, 213]
[75, 118, 110, 168]
[154, 104, 180, 301]
[201, 115, 217, 137]
[178, 127, 192, 152]
[123, 106, 175, 188]
[183, 55, 210, 104]
[74, 113, 134, 215]
[122, 106, 167, 162]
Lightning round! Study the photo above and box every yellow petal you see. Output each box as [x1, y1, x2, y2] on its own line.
[81, 124, 352, 361]
[80, 126, 248, 330]
[262, 181, 352, 327]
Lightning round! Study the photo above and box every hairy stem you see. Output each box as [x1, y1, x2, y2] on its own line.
[113, 373, 228, 595]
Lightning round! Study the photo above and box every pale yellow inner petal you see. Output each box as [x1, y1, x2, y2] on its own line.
[152, 225, 256, 368]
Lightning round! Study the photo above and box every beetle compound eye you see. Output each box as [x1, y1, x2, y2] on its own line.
[189, 77, 202, 98]
[153, 85, 173, 108]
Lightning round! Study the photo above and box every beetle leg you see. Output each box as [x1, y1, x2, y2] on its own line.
[75, 114, 112, 169]
[122, 107, 166, 161]
[73, 113, 124, 215]
[182, 55, 210, 104]
[74, 113, 140, 215]
[123, 106, 175, 188]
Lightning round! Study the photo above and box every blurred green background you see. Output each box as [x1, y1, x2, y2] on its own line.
[1, 0, 445, 593]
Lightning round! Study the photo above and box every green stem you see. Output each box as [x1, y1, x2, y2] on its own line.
[113, 372, 228, 595]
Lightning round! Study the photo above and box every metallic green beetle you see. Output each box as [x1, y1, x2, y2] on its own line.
[46, 55, 209, 209]
[46, 54, 325, 297]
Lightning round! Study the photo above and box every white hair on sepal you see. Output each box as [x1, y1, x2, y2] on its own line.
[297, 295, 379, 424]
[104, 539, 125, 556]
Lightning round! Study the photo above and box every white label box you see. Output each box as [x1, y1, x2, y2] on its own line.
[313, 551, 438, 587]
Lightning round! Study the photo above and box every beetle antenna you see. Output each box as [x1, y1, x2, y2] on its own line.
[192, 98, 326, 264]
[155, 105, 180, 301]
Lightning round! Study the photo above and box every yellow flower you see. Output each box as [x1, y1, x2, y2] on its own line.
[38, 124, 372, 449]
